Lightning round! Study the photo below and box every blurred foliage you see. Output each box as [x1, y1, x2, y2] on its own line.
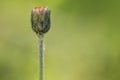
[0, 0, 120, 80]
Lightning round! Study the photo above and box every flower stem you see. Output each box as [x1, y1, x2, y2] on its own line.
[39, 34, 44, 80]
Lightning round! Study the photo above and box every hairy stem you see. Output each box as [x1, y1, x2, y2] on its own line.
[39, 34, 44, 80]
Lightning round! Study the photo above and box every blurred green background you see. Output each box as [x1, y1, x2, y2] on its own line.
[0, 0, 120, 80]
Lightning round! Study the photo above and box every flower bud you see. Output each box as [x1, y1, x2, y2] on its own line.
[31, 6, 51, 36]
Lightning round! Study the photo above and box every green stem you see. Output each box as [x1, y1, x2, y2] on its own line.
[39, 34, 44, 80]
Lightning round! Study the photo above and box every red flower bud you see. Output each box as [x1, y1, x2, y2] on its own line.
[31, 6, 51, 36]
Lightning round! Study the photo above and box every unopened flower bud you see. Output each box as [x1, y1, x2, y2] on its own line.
[31, 6, 51, 36]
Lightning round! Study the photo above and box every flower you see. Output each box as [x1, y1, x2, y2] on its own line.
[31, 6, 51, 36]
